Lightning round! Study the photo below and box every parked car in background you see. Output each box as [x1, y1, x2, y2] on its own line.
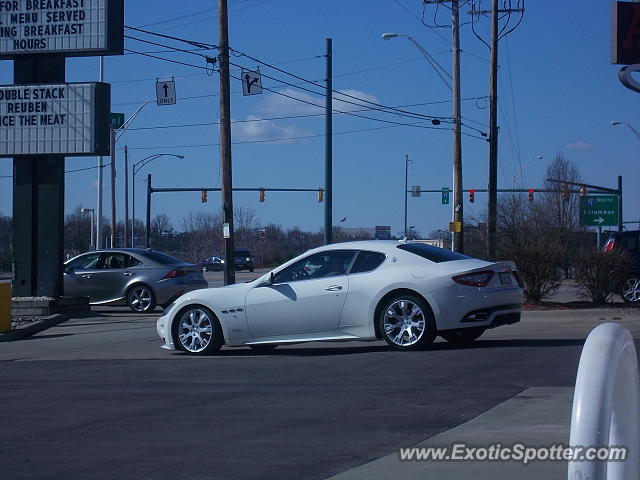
[157, 240, 523, 355]
[64, 249, 208, 312]
[201, 256, 224, 272]
[603, 230, 640, 303]
[234, 249, 254, 272]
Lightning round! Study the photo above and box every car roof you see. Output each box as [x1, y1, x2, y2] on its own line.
[305, 240, 407, 255]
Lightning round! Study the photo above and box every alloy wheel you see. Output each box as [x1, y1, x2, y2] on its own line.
[128, 286, 154, 312]
[178, 308, 215, 353]
[383, 299, 426, 347]
[622, 277, 640, 303]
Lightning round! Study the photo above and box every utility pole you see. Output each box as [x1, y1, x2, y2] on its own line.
[219, 0, 235, 285]
[469, 0, 525, 259]
[487, 0, 498, 259]
[96, 56, 104, 250]
[110, 127, 116, 248]
[124, 145, 129, 247]
[451, 0, 463, 253]
[146, 174, 151, 249]
[324, 38, 333, 245]
[404, 154, 411, 238]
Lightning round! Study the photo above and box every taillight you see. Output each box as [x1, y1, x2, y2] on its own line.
[163, 269, 188, 279]
[453, 271, 494, 287]
[603, 239, 615, 252]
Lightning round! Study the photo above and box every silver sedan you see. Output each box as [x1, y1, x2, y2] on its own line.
[64, 249, 208, 312]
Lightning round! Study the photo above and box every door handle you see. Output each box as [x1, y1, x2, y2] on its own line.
[123, 272, 133, 277]
[81, 274, 92, 279]
[325, 285, 343, 291]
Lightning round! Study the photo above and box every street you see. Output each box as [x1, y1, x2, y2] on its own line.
[1, 306, 639, 479]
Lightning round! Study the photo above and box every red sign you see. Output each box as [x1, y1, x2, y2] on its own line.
[612, 1, 640, 64]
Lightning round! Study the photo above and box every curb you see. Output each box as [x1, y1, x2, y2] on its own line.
[0, 314, 69, 342]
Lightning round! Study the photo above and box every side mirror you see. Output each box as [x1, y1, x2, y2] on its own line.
[270, 272, 275, 285]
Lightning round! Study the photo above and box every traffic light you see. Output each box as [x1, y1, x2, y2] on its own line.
[469, 189, 475, 203]
[579, 184, 588, 196]
[318, 188, 324, 203]
[561, 183, 570, 201]
[259, 189, 265, 202]
[201, 190, 207, 203]
[528, 188, 534, 202]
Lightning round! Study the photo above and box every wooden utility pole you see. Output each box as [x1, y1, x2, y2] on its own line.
[219, 0, 235, 285]
[487, 0, 498, 260]
[451, 0, 463, 253]
[324, 38, 333, 245]
[124, 145, 129, 247]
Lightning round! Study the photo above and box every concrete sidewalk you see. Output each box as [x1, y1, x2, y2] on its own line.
[328, 387, 573, 480]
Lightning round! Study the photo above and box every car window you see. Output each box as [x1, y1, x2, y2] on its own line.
[125, 255, 142, 268]
[143, 250, 184, 265]
[274, 251, 355, 283]
[350, 251, 386, 274]
[101, 253, 128, 269]
[397, 243, 470, 263]
[67, 252, 101, 270]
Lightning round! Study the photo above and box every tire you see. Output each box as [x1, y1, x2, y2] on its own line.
[621, 276, 640, 303]
[249, 344, 278, 352]
[379, 294, 436, 351]
[440, 328, 485, 346]
[127, 284, 157, 313]
[173, 305, 223, 355]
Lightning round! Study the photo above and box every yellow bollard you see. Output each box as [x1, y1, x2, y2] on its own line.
[0, 283, 10, 333]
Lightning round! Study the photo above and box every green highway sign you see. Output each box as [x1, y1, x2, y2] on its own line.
[441, 187, 450, 205]
[580, 195, 618, 226]
[109, 112, 125, 129]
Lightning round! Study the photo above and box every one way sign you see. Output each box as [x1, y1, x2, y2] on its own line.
[242, 69, 262, 96]
[156, 79, 176, 106]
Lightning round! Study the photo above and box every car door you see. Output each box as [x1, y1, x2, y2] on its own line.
[63, 252, 102, 299]
[88, 252, 138, 302]
[244, 250, 356, 337]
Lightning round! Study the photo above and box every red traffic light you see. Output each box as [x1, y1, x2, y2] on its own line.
[528, 188, 534, 202]
[469, 189, 475, 203]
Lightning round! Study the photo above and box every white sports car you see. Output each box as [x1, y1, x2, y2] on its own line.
[156, 240, 523, 355]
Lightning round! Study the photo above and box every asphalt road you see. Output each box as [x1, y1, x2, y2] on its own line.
[1, 308, 639, 480]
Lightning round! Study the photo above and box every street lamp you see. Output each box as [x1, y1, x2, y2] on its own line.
[512, 155, 543, 187]
[403, 154, 413, 238]
[80, 208, 95, 250]
[610, 121, 640, 141]
[131, 153, 184, 247]
[383, 31, 463, 252]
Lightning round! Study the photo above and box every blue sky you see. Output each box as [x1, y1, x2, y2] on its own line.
[0, 0, 638, 239]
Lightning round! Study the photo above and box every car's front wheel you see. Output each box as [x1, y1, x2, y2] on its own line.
[379, 294, 435, 351]
[127, 285, 156, 313]
[621, 276, 640, 303]
[440, 328, 485, 346]
[174, 306, 223, 355]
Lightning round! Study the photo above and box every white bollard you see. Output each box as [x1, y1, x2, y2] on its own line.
[568, 322, 639, 480]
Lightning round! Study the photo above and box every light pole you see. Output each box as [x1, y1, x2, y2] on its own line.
[131, 153, 184, 248]
[403, 154, 412, 238]
[383, 30, 463, 252]
[512, 155, 543, 187]
[611, 121, 640, 142]
[81, 208, 95, 250]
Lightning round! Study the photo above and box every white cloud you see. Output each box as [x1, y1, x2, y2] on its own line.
[565, 141, 595, 150]
[231, 115, 311, 143]
[255, 88, 380, 117]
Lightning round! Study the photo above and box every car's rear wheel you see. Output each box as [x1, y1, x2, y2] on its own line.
[379, 294, 435, 351]
[174, 306, 223, 355]
[440, 328, 485, 346]
[127, 285, 156, 313]
[621, 276, 640, 303]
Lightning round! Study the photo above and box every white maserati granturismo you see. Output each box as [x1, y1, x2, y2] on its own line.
[156, 240, 523, 354]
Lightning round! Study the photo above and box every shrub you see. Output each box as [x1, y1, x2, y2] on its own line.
[501, 242, 564, 302]
[573, 249, 632, 304]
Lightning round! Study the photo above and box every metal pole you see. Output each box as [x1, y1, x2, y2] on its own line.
[124, 145, 129, 248]
[487, 0, 499, 259]
[324, 38, 333, 245]
[452, 0, 464, 253]
[90, 210, 95, 250]
[146, 174, 151, 249]
[131, 163, 135, 248]
[96, 56, 104, 249]
[404, 154, 408, 237]
[109, 127, 116, 248]
[618, 175, 623, 232]
[219, 0, 236, 285]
